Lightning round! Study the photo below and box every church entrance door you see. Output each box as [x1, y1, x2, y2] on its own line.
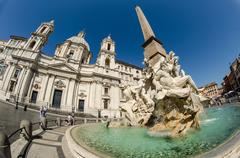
[52, 89, 62, 108]
[78, 99, 84, 112]
[31, 91, 38, 103]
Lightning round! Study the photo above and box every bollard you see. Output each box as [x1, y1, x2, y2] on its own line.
[56, 117, 61, 127]
[20, 120, 32, 140]
[15, 102, 18, 109]
[40, 117, 47, 130]
[72, 118, 75, 125]
[0, 132, 11, 158]
[84, 118, 87, 124]
[24, 105, 27, 111]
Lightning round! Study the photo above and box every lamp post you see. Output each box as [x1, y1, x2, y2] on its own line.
[98, 109, 101, 118]
[15, 93, 19, 109]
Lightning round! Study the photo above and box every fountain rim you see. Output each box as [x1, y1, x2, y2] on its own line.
[65, 122, 240, 158]
[66, 124, 111, 158]
[196, 126, 240, 157]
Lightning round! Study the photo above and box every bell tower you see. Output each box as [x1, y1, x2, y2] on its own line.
[96, 35, 116, 69]
[24, 20, 54, 52]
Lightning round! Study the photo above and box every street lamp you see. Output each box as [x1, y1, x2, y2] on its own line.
[15, 93, 19, 109]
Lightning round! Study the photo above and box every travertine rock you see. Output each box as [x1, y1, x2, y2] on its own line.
[119, 51, 203, 137]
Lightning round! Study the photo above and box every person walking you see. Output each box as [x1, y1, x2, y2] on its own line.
[43, 106, 48, 117]
[40, 106, 48, 130]
[66, 114, 73, 126]
[40, 106, 44, 118]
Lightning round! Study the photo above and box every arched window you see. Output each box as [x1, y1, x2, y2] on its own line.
[81, 58, 85, 64]
[68, 50, 74, 59]
[40, 26, 47, 33]
[105, 58, 110, 67]
[28, 41, 36, 49]
[107, 43, 111, 51]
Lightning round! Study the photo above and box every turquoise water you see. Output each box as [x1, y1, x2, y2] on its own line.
[72, 105, 240, 158]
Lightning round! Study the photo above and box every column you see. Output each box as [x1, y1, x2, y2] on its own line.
[88, 82, 96, 108]
[66, 79, 75, 107]
[2, 65, 15, 91]
[38, 74, 49, 101]
[19, 67, 33, 98]
[44, 75, 55, 104]
[1, 63, 12, 85]
[26, 72, 35, 102]
[63, 79, 70, 106]
[95, 83, 102, 109]
[14, 68, 26, 95]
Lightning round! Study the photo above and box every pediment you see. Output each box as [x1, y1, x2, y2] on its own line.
[48, 62, 78, 73]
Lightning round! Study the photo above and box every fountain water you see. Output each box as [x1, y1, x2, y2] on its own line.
[66, 6, 240, 158]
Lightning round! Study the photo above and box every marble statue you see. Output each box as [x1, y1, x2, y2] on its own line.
[120, 51, 203, 137]
[117, 6, 204, 137]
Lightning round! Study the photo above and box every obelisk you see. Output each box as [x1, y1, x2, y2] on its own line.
[135, 6, 167, 66]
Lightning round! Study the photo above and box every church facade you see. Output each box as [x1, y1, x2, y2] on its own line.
[0, 21, 143, 118]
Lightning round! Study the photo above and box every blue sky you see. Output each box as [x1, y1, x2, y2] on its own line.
[1, 0, 240, 87]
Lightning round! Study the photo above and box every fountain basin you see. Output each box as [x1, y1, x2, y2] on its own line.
[66, 105, 240, 158]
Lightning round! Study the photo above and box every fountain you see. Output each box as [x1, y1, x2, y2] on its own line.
[65, 6, 240, 158]
[111, 6, 204, 137]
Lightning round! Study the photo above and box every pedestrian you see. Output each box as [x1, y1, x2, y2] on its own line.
[40, 106, 44, 118]
[71, 112, 75, 125]
[40, 106, 45, 129]
[43, 106, 48, 117]
[66, 114, 73, 126]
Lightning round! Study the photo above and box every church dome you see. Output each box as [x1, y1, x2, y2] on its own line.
[67, 31, 90, 51]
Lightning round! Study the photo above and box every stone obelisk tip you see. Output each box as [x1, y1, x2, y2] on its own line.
[135, 5, 155, 41]
[135, 6, 167, 66]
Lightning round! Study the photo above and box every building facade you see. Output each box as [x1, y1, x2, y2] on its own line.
[198, 82, 219, 98]
[0, 21, 143, 118]
[222, 57, 240, 94]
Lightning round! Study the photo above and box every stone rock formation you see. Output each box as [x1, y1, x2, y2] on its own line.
[118, 6, 204, 137]
[120, 51, 203, 137]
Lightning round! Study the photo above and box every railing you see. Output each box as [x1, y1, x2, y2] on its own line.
[0, 115, 125, 158]
[0, 118, 58, 158]
[7, 127, 25, 140]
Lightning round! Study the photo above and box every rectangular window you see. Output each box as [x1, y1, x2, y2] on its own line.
[104, 87, 109, 95]
[31, 91, 38, 103]
[13, 68, 21, 78]
[9, 80, 16, 92]
[103, 99, 109, 109]
[120, 89, 125, 99]
[0, 63, 6, 76]
[68, 50, 74, 59]
[78, 99, 85, 112]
